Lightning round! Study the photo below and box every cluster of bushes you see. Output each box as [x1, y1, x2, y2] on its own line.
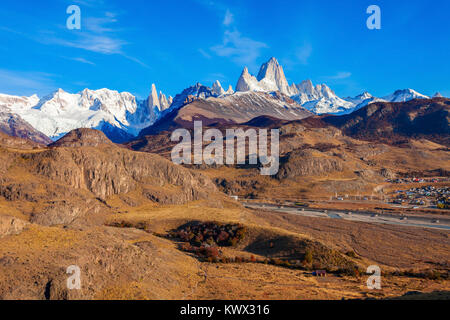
[108, 220, 147, 231]
[169, 222, 247, 248]
[335, 267, 365, 277]
[423, 270, 447, 280]
[169, 222, 247, 262]
[298, 143, 338, 152]
[210, 255, 260, 264]
[180, 242, 221, 261]
[169, 223, 364, 277]
[392, 269, 448, 280]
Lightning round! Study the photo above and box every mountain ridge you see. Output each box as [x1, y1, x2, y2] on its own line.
[0, 57, 438, 143]
[234, 57, 431, 115]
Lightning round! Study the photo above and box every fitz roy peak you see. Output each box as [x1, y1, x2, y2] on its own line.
[234, 57, 431, 114]
[235, 57, 356, 114]
[235, 57, 291, 95]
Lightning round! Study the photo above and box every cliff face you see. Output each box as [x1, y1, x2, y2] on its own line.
[0, 129, 219, 226]
[24, 146, 214, 201]
[276, 149, 344, 179]
[0, 215, 29, 238]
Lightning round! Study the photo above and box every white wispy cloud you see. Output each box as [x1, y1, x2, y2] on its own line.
[71, 57, 96, 65]
[211, 30, 268, 70]
[198, 48, 212, 59]
[0, 26, 25, 36]
[84, 15, 117, 33]
[223, 9, 234, 26]
[326, 71, 352, 80]
[47, 34, 127, 55]
[0, 69, 56, 96]
[42, 10, 148, 68]
[196, 2, 266, 69]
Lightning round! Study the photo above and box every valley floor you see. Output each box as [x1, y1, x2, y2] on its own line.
[1, 200, 448, 300]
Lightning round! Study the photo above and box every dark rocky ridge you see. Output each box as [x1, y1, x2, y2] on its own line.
[0, 111, 52, 145]
[140, 91, 312, 136]
[321, 98, 450, 146]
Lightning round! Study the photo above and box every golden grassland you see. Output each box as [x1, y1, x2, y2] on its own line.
[0, 136, 448, 300]
[1, 196, 449, 300]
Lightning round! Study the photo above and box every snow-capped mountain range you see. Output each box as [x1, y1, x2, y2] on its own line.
[234, 57, 433, 114]
[0, 84, 175, 142]
[0, 57, 437, 143]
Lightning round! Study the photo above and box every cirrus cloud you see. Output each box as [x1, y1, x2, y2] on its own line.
[325, 71, 352, 80]
[211, 30, 268, 70]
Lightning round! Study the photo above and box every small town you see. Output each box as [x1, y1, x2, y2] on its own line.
[391, 186, 450, 209]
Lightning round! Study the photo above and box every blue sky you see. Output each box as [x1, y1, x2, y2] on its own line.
[0, 0, 449, 99]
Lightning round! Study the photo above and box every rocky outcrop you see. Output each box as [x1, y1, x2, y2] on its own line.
[277, 149, 344, 179]
[212, 80, 226, 96]
[0, 111, 52, 145]
[48, 128, 114, 148]
[22, 129, 217, 202]
[235, 67, 260, 93]
[380, 168, 397, 179]
[0, 226, 204, 299]
[0, 215, 29, 238]
[146, 84, 172, 113]
[30, 199, 104, 226]
[169, 83, 217, 111]
[147, 84, 160, 111]
[159, 91, 170, 111]
[0, 131, 44, 149]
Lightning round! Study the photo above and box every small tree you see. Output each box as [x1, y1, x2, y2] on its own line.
[181, 243, 192, 251]
[304, 249, 313, 264]
[204, 246, 220, 259]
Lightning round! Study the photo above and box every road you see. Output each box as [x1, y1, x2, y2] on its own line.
[243, 202, 450, 231]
